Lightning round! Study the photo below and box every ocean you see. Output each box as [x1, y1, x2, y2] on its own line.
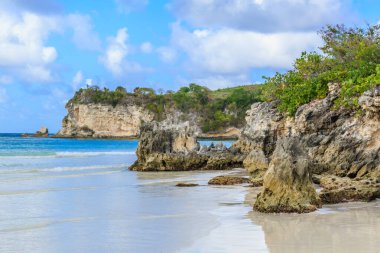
[0, 134, 379, 253]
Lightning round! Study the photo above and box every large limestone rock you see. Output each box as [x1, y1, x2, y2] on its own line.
[254, 138, 321, 213]
[130, 122, 244, 171]
[56, 103, 154, 138]
[236, 83, 380, 207]
[234, 102, 284, 180]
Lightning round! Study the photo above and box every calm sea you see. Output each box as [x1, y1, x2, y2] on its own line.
[0, 134, 379, 253]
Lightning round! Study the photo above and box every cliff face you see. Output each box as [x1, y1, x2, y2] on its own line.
[235, 83, 380, 211]
[56, 103, 154, 138]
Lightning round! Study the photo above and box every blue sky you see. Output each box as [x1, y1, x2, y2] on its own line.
[0, 0, 379, 133]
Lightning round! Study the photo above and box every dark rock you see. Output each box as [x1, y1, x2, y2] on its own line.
[208, 176, 251, 185]
[176, 183, 199, 187]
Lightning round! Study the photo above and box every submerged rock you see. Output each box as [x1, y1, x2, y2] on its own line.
[254, 138, 321, 213]
[208, 176, 251, 185]
[176, 183, 199, 187]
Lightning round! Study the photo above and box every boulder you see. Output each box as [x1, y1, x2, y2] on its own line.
[176, 183, 199, 187]
[208, 176, 251, 185]
[254, 138, 321, 213]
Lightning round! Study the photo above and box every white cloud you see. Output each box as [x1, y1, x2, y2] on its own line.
[67, 14, 101, 51]
[85, 78, 93, 86]
[171, 23, 321, 74]
[100, 28, 150, 76]
[178, 74, 251, 90]
[72, 71, 84, 90]
[0, 12, 59, 69]
[23, 65, 54, 82]
[140, 42, 153, 53]
[115, 0, 149, 13]
[157, 47, 177, 63]
[0, 2, 102, 84]
[100, 28, 129, 76]
[170, 0, 350, 32]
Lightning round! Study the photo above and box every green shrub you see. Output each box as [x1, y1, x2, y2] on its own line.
[261, 24, 380, 115]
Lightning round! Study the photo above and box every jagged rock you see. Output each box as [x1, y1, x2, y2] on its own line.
[235, 83, 380, 206]
[254, 138, 321, 213]
[208, 176, 251, 185]
[176, 183, 199, 187]
[22, 127, 49, 137]
[130, 122, 244, 171]
[233, 102, 283, 180]
[318, 175, 380, 204]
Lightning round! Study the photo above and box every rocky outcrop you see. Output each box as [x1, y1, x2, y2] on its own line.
[56, 103, 154, 138]
[318, 175, 380, 204]
[233, 102, 284, 180]
[254, 138, 321, 213]
[21, 127, 49, 137]
[236, 83, 380, 212]
[129, 121, 244, 171]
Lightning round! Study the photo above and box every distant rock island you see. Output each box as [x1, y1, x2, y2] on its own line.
[21, 127, 49, 138]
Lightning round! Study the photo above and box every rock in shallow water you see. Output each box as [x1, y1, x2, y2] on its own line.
[208, 176, 251, 185]
[254, 137, 321, 213]
[175, 183, 199, 187]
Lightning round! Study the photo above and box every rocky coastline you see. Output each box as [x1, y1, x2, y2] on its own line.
[130, 83, 380, 213]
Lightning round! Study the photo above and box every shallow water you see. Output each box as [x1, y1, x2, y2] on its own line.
[0, 134, 379, 253]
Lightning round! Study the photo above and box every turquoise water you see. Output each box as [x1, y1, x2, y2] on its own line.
[1, 134, 379, 253]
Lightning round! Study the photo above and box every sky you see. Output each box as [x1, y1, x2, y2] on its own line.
[0, 0, 379, 133]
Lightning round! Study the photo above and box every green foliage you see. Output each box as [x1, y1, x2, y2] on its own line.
[69, 83, 262, 133]
[261, 24, 380, 115]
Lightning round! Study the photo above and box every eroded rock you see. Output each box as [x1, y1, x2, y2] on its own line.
[130, 122, 244, 171]
[254, 138, 321, 213]
[208, 176, 251, 185]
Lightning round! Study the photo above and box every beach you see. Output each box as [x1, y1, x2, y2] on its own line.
[0, 134, 379, 253]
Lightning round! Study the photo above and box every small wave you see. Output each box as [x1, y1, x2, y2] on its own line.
[0, 151, 135, 159]
[55, 151, 135, 157]
[0, 163, 129, 175]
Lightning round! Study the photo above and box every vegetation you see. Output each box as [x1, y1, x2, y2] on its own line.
[68, 24, 380, 132]
[261, 24, 380, 115]
[69, 83, 261, 132]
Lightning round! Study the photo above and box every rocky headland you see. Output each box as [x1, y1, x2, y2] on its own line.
[234, 83, 380, 212]
[56, 84, 258, 139]
[130, 83, 380, 213]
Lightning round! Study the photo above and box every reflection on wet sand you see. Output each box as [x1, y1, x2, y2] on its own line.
[248, 199, 380, 253]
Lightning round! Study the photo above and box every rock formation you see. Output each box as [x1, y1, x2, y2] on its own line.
[129, 121, 244, 171]
[21, 127, 49, 137]
[235, 83, 380, 212]
[254, 137, 321, 213]
[56, 103, 154, 138]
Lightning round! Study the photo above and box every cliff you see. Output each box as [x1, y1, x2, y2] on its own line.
[56, 84, 260, 139]
[56, 103, 154, 138]
[235, 83, 380, 212]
